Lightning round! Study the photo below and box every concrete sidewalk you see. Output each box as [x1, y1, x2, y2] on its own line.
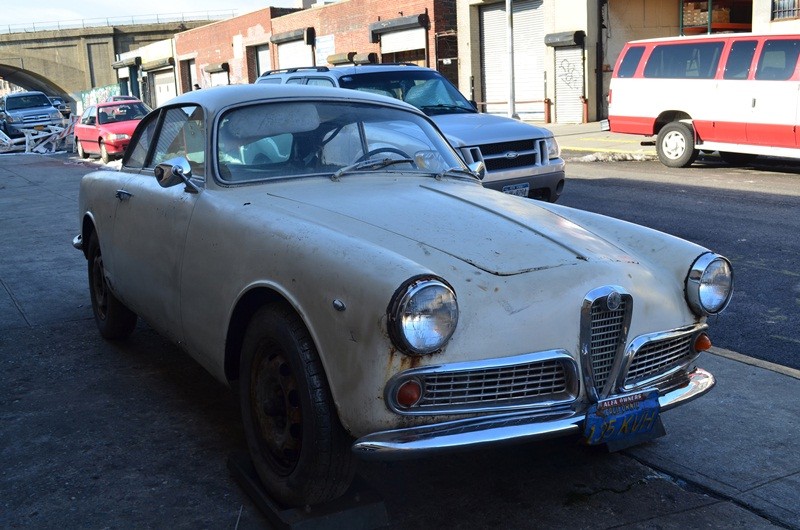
[540, 120, 659, 160]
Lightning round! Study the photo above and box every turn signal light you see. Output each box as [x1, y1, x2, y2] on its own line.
[396, 380, 422, 407]
[694, 333, 712, 352]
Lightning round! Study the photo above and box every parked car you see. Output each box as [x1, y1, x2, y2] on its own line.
[256, 64, 565, 202]
[74, 84, 732, 507]
[74, 100, 150, 163]
[48, 96, 71, 118]
[0, 91, 64, 138]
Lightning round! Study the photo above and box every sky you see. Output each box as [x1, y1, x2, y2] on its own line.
[4, 0, 298, 28]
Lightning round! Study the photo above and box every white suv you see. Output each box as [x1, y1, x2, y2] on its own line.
[256, 64, 565, 202]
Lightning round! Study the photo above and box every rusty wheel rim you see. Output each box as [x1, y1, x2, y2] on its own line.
[251, 344, 302, 475]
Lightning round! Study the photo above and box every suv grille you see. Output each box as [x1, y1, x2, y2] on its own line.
[464, 139, 547, 172]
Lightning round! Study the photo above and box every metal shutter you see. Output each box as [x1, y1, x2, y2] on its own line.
[479, 0, 545, 120]
[152, 70, 176, 108]
[278, 40, 314, 69]
[256, 45, 271, 76]
[555, 46, 584, 123]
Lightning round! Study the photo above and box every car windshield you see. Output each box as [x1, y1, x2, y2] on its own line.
[97, 103, 149, 124]
[216, 100, 466, 183]
[6, 94, 53, 110]
[338, 71, 476, 116]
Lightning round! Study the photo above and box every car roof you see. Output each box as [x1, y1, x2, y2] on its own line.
[258, 63, 429, 80]
[5, 90, 47, 98]
[166, 83, 420, 114]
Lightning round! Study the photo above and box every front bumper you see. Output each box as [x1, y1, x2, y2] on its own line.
[352, 367, 714, 460]
[481, 168, 565, 203]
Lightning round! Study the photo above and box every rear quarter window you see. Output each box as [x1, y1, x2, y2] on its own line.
[755, 39, 800, 80]
[644, 42, 723, 79]
[616, 46, 645, 78]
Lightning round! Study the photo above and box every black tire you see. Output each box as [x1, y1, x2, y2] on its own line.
[719, 151, 757, 166]
[87, 232, 137, 339]
[100, 140, 110, 164]
[656, 122, 698, 168]
[239, 303, 356, 507]
[76, 139, 87, 159]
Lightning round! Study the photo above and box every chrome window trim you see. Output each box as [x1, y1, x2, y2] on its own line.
[619, 323, 707, 392]
[580, 285, 632, 402]
[384, 349, 579, 416]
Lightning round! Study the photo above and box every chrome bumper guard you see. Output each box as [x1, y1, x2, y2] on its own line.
[352, 367, 714, 460]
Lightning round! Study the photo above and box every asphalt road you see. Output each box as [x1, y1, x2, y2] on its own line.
[1, 152, 794, 529]
[559, 154, 800, 370]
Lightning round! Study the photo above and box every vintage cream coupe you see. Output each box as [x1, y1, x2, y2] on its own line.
[74, 84, 733, 507]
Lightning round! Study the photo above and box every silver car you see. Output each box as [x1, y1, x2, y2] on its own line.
[74, 84, 732, 507]
[0, 91, 64, 138]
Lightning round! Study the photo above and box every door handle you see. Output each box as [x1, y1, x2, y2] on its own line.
[115, 189, 133, 201]
[752, 98, 756, 108]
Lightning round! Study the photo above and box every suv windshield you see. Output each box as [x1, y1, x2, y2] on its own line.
[338, 70, 476, 116]
[6, 94, 53, 111]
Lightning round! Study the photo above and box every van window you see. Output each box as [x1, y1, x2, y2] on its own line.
[724, 41, 757, 80]
[755, 39, 800, 80]
[617, 46, 645, 78]
[644, 42, 723, 79]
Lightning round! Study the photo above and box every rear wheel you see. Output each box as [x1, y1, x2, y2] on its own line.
[76, 139, 87, 159]
[87, 232, 137, 339]
[719, 151, 757, 166]
[656, 122, 698, 168]
[239, 303, 356, 507]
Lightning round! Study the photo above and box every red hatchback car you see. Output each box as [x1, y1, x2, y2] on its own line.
[74, 100, 150, 163]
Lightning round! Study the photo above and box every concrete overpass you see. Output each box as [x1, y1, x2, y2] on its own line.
[0, 19, 218, 109]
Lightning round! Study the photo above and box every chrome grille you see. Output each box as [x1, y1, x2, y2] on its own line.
[589, 298, 627, 392]
[464, 138, 547, 172]
[418, 359, 568, 407]
[625, 333, 694, 384]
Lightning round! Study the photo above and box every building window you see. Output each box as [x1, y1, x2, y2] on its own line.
[773, 0, 800, 19]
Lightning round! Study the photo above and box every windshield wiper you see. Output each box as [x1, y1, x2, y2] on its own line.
[331, 157, 415, 180]
[419, 104, 474, 114]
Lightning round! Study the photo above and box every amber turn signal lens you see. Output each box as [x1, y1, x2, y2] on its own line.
[694, 333, 712, 352]
[397, 380, 422, 407]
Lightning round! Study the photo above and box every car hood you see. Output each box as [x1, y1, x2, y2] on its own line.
[266, 178, 634, 276]
[100, 120, 140, 136]
[430, 112, 554, 148]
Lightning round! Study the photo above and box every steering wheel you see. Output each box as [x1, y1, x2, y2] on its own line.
[356, 147, 416, 167]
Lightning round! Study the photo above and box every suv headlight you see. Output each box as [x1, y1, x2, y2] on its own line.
[388, 277, 458, 355]
[686, 253, 733, 316]
[49, 110, 61, 120]
[545, 136, 560, 159]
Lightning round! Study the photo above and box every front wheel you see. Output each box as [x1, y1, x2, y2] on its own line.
[239, 303, 356, 507]
[87, 232, 137, 339]
[100, 140, 110, 164]
[656, 122, 698, 168]
[76, 139, 87, 159]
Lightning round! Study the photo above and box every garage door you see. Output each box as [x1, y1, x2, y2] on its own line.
[152, 70, 176, 108]
[278, 39, 314, 69]
[479, 0, 545, 120]
[555, 46, 584, 123]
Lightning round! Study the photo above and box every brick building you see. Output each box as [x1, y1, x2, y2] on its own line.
[174, 0, 457, 93]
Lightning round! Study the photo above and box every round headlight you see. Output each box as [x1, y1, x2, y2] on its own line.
[686, 253, 733, 315]
[389, 277, 458, 355]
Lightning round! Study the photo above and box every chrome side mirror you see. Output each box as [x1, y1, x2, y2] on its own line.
[154, 157, 197, 192]
[468, 161, 486, 180]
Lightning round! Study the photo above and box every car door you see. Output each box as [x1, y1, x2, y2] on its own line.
[109, 104, 206, 344]
[76, 106, 98, 152]
[747, 38, 800, 148]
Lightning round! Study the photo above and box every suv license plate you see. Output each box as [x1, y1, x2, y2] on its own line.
[583, 390, 660, 446]
[502, 183, 529, 197]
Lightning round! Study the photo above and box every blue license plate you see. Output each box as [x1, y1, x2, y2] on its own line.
[583, 390, 660, 446]
[502, 183, 529, 197]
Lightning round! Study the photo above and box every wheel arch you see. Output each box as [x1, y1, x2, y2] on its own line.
[654, 111, 693, 135]
[80, 213, 98, 259]
[224, 286, 299, 384]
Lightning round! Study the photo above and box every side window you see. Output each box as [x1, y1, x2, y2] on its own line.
[616, 46, 645, 78]
[644, 42, 723, 79]
[306, 77, 335, 87]
[724, 41, 757, 80]
[286, 77, 305, 84]
[81, 107, 97, 126]
[124, 105, 205, 177]
[755, 39, 800, 80]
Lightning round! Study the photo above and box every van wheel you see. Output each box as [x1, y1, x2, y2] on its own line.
[656, 122, 698, 168]
[719, 151, 757, 166]
[239, 303, 356, 507]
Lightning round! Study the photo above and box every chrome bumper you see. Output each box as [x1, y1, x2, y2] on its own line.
[72, 234, 83, 251]
[352, 367, 714, 460]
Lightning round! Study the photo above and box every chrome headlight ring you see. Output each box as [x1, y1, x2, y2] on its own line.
[686, 253, 733, 316]
[387, 276, 458, 356]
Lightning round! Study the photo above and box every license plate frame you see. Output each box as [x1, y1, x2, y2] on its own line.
[502, 182, 529, 197]
[583, 390, 661, 447]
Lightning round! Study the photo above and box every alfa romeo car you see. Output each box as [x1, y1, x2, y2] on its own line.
[74, 84, 732, 507]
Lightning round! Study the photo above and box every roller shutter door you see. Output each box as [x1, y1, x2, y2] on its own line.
[152, 70, 176, 108]
[479, 0, 545, 120]
[555, 46, 584, 123]
[278, 40, 314, 69]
